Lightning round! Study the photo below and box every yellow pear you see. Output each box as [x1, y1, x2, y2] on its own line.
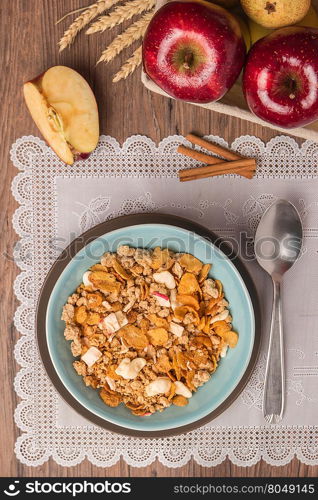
[248, 4, 318, 45]
[240, 0, 311, 29]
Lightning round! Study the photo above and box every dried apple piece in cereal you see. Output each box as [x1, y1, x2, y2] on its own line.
[179, 254, 203, 273]
[178, 273, 200, 295]
[74, 305, 87, 324]
[176, 294, 200, 310]
[222, 330, 238, 348]
[199, 263, 211, 283]
[173, 395, 188, 406]
[119, 324, 148, 349]
[100, 388, 121, 407]
[147, 328, 169, 346]
[113, 259, 131, 280]
[148, 314, 169, 329]
[86, 293, 103, 309]
[86, 312, 101, 325]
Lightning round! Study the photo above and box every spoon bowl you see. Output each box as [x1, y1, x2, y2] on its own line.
[255, 199, 303, 281]
[254, 199, 302, 423]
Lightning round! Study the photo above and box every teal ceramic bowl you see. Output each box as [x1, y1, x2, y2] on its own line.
[40, 214, 258, 436]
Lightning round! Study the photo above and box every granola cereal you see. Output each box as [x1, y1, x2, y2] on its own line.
[61, 246, 238, 416]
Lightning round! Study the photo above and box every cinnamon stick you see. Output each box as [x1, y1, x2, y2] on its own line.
[179, 158, 256, 182]
[186, 133, 242, 161]
[177, 145, 222, 165]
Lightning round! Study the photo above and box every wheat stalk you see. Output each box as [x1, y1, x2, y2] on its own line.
[87, 0, 155, 34]
[58, 0, 121, 51]
[97, 10, 153, 64]
[112, 46, 142, 82]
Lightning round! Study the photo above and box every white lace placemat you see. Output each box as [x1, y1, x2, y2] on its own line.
[11, 134, 318, 467]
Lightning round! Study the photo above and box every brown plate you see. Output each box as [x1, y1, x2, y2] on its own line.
[36, 213, 261, 437]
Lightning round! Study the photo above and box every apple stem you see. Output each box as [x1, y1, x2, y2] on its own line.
[182, 51, 194, 70]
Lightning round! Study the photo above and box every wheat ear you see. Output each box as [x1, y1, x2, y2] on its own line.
[112, 46, 142, 82]
[97, 10, 153, 64]
[58, 0, 121, 51]
[87, 0, 155, 34]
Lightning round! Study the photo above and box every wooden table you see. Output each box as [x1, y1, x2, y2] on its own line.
[1, 0, 317, 478]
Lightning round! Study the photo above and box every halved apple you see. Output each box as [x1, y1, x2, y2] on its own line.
[23, 66, 99, 165]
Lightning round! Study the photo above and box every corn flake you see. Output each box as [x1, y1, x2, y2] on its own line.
[151, 247, 173, 270]
[86, 312, 101, 325]
[100, 387, 121, 407]
[148, 313, 169, 329]
[222, 330, 238, 348]
[90, 271, 116, 282]
[173, 395, 188, 406]
[168, 383, 176, 400]
[147, 327, 169, 346]
[107, 364, 122, 380]
[215, 279, 223, 296]
[90, 264, 108, 272]
[193, 335, 212, 349]
[155, 354, 172, 373]
[74, 306, 87, 324]
[113, 259, 131, 280]
[119, 324, 148, 349]
[213, 320, 231, 335]
[179, 254, 203, 273]
[199, 263, 211, 283]
[178, 273, 200, 295]
[176, 294, 200, 310]
[86, 293, 103, 308]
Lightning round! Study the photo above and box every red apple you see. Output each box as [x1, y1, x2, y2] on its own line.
[243, 27, 318, 129]
[142, 0, 246, 103]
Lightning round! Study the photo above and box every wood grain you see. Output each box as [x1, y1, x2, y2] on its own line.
[0, 0, 317, 477]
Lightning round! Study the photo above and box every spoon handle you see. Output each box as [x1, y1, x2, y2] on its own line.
[263, 279, 285, 424]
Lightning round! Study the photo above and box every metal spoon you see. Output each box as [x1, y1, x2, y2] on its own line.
[254, 199, 303, 424]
